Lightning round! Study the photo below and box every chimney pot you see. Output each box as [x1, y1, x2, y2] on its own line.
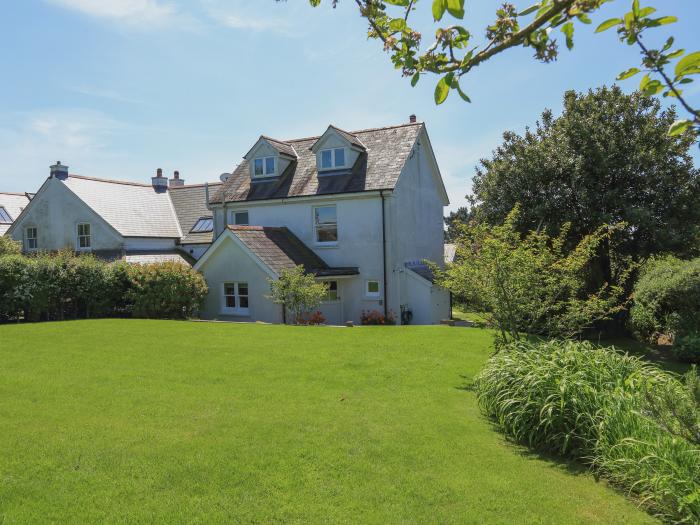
[152, 168, 168, 192]
[50, 161, 69, 181]
[169, 170, 185, 188]
[156, 168, 163, 177]
[409, 114, 417, 123]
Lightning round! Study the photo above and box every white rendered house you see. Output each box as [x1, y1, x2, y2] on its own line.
[195, 119, 451, 325]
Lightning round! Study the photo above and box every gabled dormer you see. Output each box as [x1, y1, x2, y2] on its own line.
[243, 136, 298, 181]
[311, 125, 366, 174]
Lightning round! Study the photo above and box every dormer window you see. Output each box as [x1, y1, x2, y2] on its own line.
[320, 148, 346, 170]
[254, 156, 276, 177]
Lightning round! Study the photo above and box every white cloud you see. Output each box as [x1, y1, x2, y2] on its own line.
[66, 85, 142, 104]
[44, 0, 178, 25]
[202, 0, 301, 36]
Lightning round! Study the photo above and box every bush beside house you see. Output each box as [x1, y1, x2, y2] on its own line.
[0, 252, 207, 322]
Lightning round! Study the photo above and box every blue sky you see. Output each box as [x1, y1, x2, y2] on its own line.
[1, 0, 698, 213]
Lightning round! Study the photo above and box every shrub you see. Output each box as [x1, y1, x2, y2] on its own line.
[298, 311, 326, 325]
[630, 256, 700, 342]
[128, 262, 208, 319]
[0, 254, 32, 321]
[0, 236, 21, 256]
[435, 207, 631, 344]
[673, 334, 700, 364]
[474, 340, 700, 523]
[360, 309, 396, 325]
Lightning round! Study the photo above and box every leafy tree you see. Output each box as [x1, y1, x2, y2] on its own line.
[435, 206, 630, 344]
[296, 0, 699, 137]
[444, 206, 471, 242]
[268, 266, 329, 324]
[469, 86, 700, 270]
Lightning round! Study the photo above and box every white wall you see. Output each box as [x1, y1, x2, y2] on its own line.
[10, 178, 123, 252]
[197, 235, 283, 322]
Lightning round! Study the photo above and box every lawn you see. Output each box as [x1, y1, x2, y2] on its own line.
[0, 320, 656, 524]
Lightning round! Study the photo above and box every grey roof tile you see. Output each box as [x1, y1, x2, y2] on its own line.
[64, 176, 182, 238]
[229, 225, 358, 276]
[211, 122, 423, 204]
[0, 192, 31, 232]
[169, 183, 221, 244]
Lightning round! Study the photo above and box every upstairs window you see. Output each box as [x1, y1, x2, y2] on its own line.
[314, 205, 337, 244]
[253, 156, 276, 177]
[191, 217, 214, 233]
[320, 148, 346, 170]
[230, 210, 249, 226]
[76, 223, 91, 251]
[223, 282, 249, 315]
[25, 227, 37, 251]
[0, 207, 12, 224]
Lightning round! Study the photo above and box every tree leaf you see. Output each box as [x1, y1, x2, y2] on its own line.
[384, 0, 410, 5]
[411, 72, 420, 87]
[595, 18, 621, 33]
[617, 67, 640, 80]
[434, 74, 452, 104]
[668, 119, 692, 136]
[456, 82, 471, 103]
[637, 6, 656, 18]
[432, 0, 446, 21]
[446, 0, 465, 19]
[518, 3, 540, 16]
[561, 22, 574, 50]
[652, 16, 678, 26]
[675, 51, 700, 77]
[389, 18, 407, 32]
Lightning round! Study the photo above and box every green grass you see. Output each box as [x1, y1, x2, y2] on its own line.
[0, 320, 657, 524]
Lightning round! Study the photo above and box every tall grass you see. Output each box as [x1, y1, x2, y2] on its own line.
[474, 340, 700, 523]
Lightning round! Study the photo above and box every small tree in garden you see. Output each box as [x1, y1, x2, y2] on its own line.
[268, 266, 328, 324]
[435, 207, 630, 345]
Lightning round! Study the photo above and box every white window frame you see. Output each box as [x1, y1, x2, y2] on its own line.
[24, 226, 38, 252]
[365, 280, 381, 299]
[319, 147, 347, 171]
[321, 280, 339, 303]
[229, 210, 250, 226]
[313, 205, 338, 246]
[76, 223, 92, 251]
[222, 282, 250, 315]
[253, 156, 276, 177]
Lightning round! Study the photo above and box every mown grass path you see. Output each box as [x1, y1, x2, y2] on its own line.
[0, 320, 656, 524]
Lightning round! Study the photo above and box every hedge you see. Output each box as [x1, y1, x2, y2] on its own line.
[0, 251, 207, 322]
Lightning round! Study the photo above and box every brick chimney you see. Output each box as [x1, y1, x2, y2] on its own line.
[50, 161, 69, 181]
[151, 168, 168, 192]
[169, 170, 185, 188]
[409, 114, 417, 123]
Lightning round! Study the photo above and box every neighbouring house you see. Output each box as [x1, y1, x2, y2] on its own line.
[0, 191, 33, 236]
[195, 118, 451, 325]
[6, 162, 221, 264]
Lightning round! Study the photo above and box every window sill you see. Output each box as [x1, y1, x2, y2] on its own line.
[314, 243, 339, 249]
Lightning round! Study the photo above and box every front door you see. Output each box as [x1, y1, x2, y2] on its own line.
[319, 280, 343, 325]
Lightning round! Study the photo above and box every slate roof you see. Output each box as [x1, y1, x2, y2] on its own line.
[169, 183, 222, 244]
[123, 251, 195, 265]
[407, 263, 436, 283]
[211, 122, 423, 204]
[64, 175, 182, 238]
[317, 125, 366, 150]
[61, 175, 218, 242]
[0, 192, 31, 236]
[229, 225, 358, 277]
[261, 136, 298, 158]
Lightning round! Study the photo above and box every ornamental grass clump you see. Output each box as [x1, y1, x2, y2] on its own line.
[474, 340, 700, 523]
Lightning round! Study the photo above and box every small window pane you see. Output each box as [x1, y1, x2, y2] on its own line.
[254, 158, 264, 176]
[239, 296, 249, 308]
[321, 150, 332, 169]
[265, 157, 275, 175]
[225, 295, 236, 308]
[367, 281, 380, 294]
[315, 206, 336, 225]
[234, 212, 249, 225]
[325, 281, 338, 301]
[238, 283, 248, 296]
[191, 217, 213, 233]
[334, 148, 345, 167]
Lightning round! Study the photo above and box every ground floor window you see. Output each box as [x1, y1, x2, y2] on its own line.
[223, 282, 249, 315]
[322, 280, 338, 302]
[365, 280, 381, 298]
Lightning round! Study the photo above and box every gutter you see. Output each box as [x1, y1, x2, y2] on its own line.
[380, 190, 388, 318]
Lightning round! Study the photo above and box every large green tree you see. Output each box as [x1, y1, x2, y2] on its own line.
[468, 86, 700, 263]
